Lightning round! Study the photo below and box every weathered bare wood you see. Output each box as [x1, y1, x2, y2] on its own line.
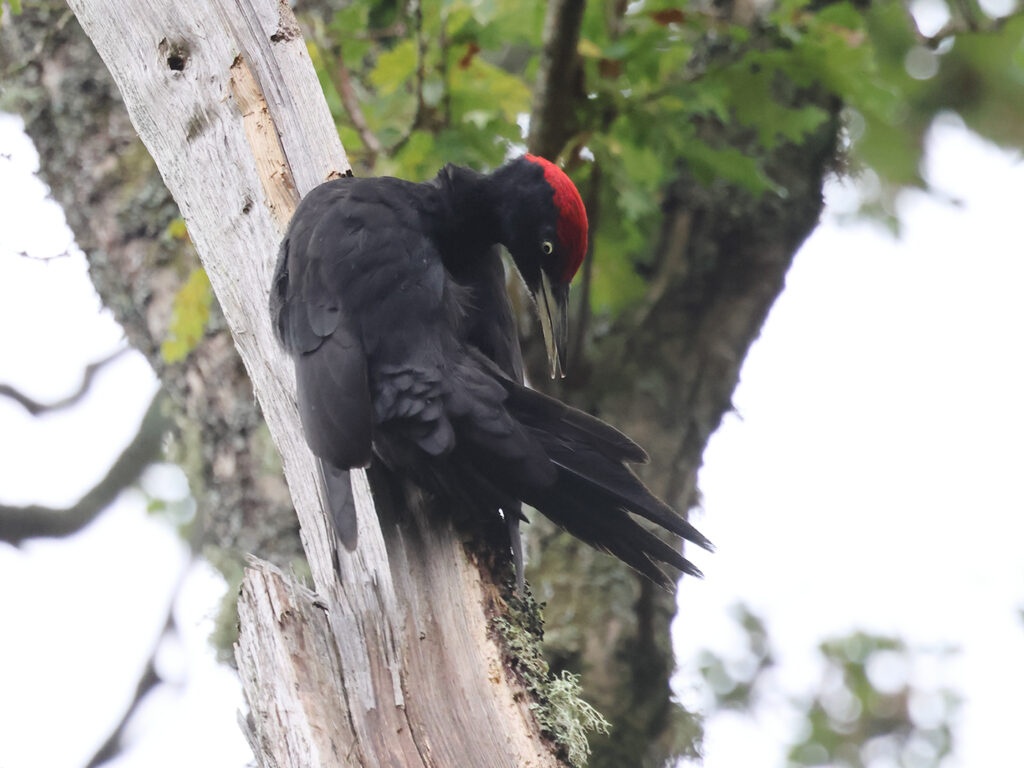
[236, 560, 356, 768]
[64, 0, 564, 765]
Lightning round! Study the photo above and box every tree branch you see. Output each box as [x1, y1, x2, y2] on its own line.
[390, 0, 429, 155]
[0, 346, 129, 416]
[0, 5, 73, 78]
[332, 50, 383, 169]
[85, 658, 162, 768]
[0, 390, 170, 545]
[631, 209, 694, 331]
[308, 19, 384, 171]
[412, 0, 426, 125]
[0, 1, 304, 571]
[569, 162, 600, 372]
[439, 11, 452, 127]
[85, 573, 184, 768]
[15, 248, 73, 262]
[527, 0, 586, 159]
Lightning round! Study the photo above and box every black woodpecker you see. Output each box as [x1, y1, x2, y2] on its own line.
[270, 154, 712, 588]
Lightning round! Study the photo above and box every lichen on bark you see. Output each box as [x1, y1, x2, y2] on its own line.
[493, 588, 610, 766]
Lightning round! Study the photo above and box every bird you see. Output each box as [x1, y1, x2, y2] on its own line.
[269, 154, 712, 588]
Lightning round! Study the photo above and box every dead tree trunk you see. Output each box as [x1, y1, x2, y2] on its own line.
[65, 0, 565, 765]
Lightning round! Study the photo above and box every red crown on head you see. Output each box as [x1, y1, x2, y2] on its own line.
[524, 154, 588, 283]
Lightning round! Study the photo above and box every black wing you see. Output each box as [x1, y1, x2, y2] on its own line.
[271, 181, 373, 472]
[271, 177, 461, 550]
[271, 181, 376, 550]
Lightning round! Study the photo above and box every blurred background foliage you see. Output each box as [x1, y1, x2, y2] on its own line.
[696, 605, 960, 768]
[304, 0, 1024, 323]
[138, 0, 1024, 366]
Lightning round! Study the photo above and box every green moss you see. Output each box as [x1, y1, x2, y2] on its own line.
[493, 589, 610, 766]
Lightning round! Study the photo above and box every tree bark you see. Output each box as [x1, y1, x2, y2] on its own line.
[554, 118, 838, 767]
[60, 0, 568, 765]
[527, 0, 585, 160]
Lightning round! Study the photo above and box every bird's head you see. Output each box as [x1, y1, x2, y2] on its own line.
[494, 154, 588, 378]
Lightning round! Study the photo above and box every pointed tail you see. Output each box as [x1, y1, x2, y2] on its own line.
[503, 383, 713, 588]
[318, 460, 359, 552]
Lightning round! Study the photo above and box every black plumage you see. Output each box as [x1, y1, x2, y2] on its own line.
[270, 156, 711, 587]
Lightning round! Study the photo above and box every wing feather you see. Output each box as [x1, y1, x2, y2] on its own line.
[271, 179, 374, 470]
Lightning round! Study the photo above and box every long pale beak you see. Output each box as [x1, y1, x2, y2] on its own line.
[537, 272, 569, 379]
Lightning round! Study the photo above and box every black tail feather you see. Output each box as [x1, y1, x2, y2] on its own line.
[506, 384, 648, 464]
[320, 461, 359, 551]
[468, 347, 648, 464]
[537, 483, 703, 588]
[552, 457, 714, 552]
[491, 380, 712, 587]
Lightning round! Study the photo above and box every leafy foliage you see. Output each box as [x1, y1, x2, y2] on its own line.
[696, 604, 774, 711]
[307, 0, 1024, 322]
[789, 633, 960, 768]
[695, 605, 961, 768]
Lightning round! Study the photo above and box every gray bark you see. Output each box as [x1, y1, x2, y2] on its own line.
[527, 0, 585, 160]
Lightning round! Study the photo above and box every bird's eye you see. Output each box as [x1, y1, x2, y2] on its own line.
[541, 240, 554, 256]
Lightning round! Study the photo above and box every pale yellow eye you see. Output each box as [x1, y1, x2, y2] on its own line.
[541, 240, 554, 255]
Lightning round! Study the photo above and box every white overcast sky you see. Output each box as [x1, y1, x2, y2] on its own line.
[1, 109, 1022, 768]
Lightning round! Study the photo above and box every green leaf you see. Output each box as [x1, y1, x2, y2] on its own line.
[814, 1, 863, 30]
[338, 124, 362, 153]
[449, 56, 530, 123]
[682, 139, 782, 196]
[370, 40, 418, 95]
[589, 231, 647, 316]
[391, 131, 437, 179]
[856, 112, 924, 188]
[161, 268, 213, 364]
[329, 4, 368, 36]
[165, 217, 189, 240]
[577, 38, 603, 59]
